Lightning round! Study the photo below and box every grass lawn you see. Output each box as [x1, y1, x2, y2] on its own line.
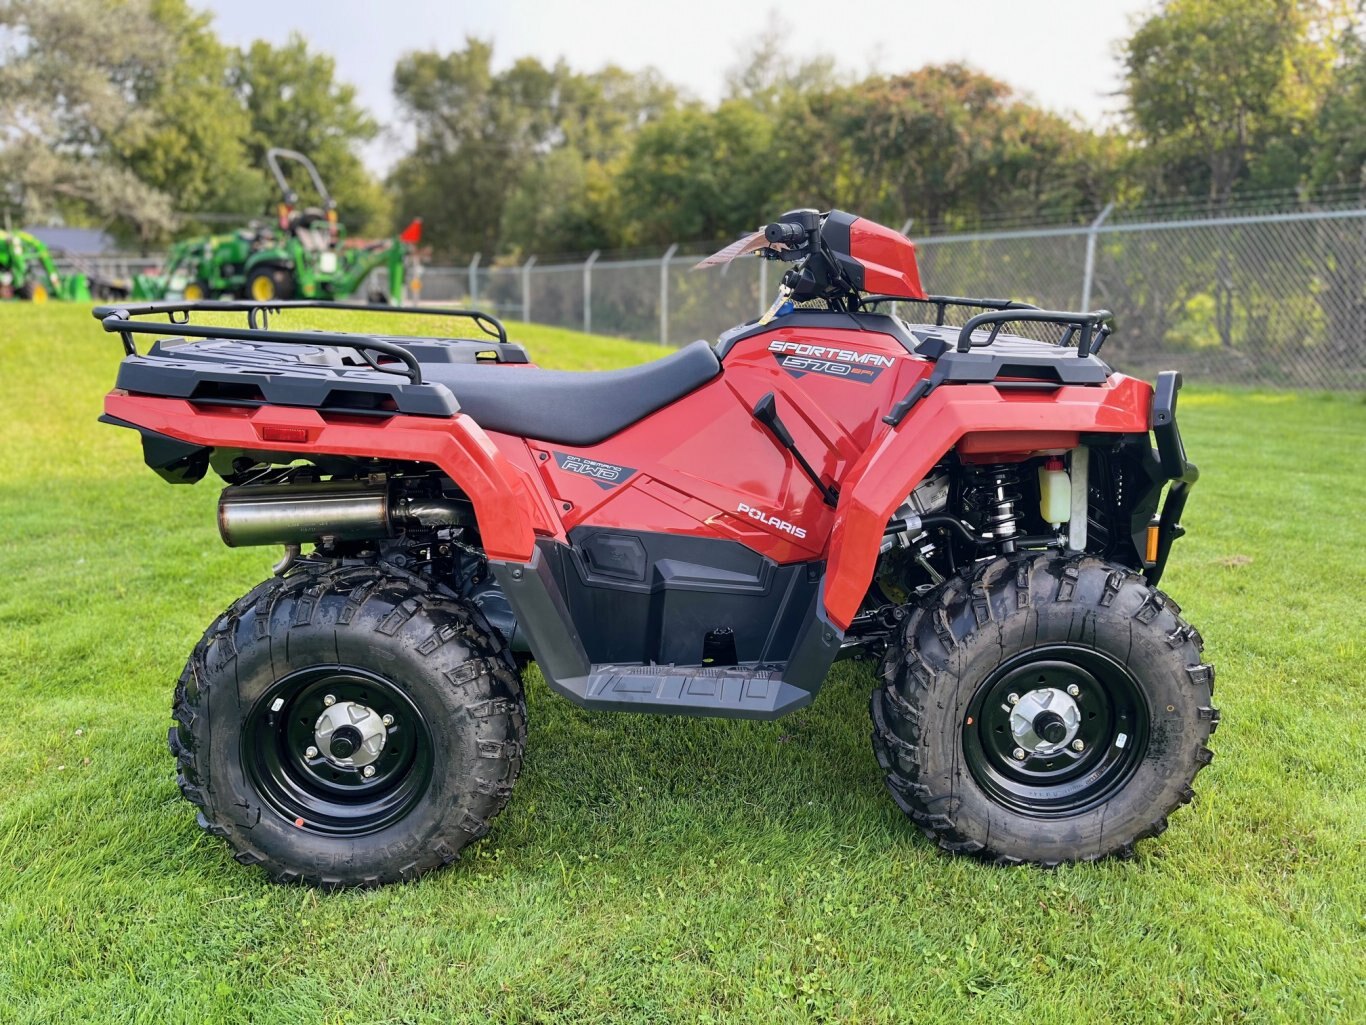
[0, 303, 1362, 1024]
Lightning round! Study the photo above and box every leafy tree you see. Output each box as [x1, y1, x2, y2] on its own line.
[1311, 25, 1366, 192]
[389, 40, 677, 257]
[823, 65, 1110, 234]
[1122, 0, 1340, 205]
[108, 0, 263, 241]
[232, 33, 389, 234]
[0, 0, 177, 239]
[616, 101, 777, 245]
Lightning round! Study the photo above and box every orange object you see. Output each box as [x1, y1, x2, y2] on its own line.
[1145, 521, 1160, 563]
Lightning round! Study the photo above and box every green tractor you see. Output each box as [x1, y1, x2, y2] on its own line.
[0, 230, 93, 302]
[133, 148, 421, 304]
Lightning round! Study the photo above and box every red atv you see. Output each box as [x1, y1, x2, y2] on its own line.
[98, 209, 1216, 887]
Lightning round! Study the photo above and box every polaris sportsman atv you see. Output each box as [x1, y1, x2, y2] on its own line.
[97, 209, 1216, 887]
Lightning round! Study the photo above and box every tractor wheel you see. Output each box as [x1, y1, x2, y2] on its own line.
[168, 560, 526, 888]
[872, 552, 1218, 865]
[182, 280, 209, 301]
[19, 281, 48, 303]
[245, 267, 295, 302]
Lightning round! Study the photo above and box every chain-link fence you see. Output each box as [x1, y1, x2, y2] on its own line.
[419, 206, 1365, 389]
[62, 205, 1364, 388]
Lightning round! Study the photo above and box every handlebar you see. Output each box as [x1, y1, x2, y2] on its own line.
[764, 221, 809, 246]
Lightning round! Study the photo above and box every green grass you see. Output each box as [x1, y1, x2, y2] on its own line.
[0, 303, 1362, 1024]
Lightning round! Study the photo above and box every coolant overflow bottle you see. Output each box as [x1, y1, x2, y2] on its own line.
[1038, 457, 1071, 527]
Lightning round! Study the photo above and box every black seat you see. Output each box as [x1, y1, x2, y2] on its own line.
[419, 340, 721, 446]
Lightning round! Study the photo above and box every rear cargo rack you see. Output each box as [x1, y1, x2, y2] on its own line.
[93, 301, 516, 386]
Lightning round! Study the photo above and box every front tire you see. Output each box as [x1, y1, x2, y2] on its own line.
[169, 561, 525, 888]
[872, 553, 1218, 865]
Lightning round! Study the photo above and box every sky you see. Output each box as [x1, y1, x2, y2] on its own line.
[203, 0, 1154, 175]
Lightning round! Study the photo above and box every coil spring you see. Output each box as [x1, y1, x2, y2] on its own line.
[969, 464, 1022, 550]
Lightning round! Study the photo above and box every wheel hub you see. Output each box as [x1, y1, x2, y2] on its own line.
[313, 700, 388, 768]
[962, 648, 1150, 818]
[1009, 687, 1080, 756]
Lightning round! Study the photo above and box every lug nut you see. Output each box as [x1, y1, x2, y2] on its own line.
[362, 765, 376, 778]
[323, 694, 336, 707]
[382, 714, 394, 727]
[305, 746, 319, 759]
[1012, 747, 1027, 760]
[1067, 684, 1080, 697]
[1071, 740, 1085, 752]
[1007, 693, 1020, 705]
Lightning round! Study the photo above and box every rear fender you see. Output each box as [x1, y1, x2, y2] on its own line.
[102, 391, 559, 560]
[823, 376, 1152, 629]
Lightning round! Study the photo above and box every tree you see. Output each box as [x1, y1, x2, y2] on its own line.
[616, 101, 777, 245]
[108, 0, 263, 241]
[232, 34, 389, 234]
[823, 65, 1109, 234]
[1311, 25, 1366, 193]
[389, 40, 678, 257]
[1122, 0, 1341, 206]
[0, 0, 177, 239]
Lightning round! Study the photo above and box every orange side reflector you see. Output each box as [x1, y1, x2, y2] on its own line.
[1145, 522, 1160, 564]
[262, 425, 309, 443]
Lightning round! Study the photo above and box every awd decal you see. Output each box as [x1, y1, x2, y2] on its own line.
[553, 452, 637, 490]
[737, 502, 807, 539]
[768, 340, 894, 384]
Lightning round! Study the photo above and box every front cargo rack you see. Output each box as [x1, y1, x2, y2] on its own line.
[93, 300, 522, 385]
[859, 294, 1114, 357]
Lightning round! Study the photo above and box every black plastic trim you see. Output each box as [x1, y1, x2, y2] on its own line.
[98, 413, 211, 484]
[715, 310, 922, 358]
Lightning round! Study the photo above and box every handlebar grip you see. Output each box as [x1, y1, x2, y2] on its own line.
[764, 221, 809, 245]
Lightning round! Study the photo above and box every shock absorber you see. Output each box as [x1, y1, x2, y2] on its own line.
[969, 464, 1022, 553]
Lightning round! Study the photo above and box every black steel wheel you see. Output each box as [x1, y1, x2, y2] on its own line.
[872, 553, 1218, 865]
[242, 666, 436, 838]
[170, 561, 525, 888]
[963, 647, 1148, 817]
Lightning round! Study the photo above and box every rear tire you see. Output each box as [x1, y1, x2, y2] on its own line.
[872, 553, 1218, 865]
[169, 560, 525, 888]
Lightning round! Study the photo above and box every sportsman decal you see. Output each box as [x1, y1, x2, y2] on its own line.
[767, 340, 895, 383]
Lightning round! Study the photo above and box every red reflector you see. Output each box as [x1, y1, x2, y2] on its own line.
[261, 426, 308, 443]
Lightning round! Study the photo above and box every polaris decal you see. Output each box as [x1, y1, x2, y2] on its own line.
[736, 502, 807, 539]
[768, 340, 894, 384]
[553, 452, 637, 490]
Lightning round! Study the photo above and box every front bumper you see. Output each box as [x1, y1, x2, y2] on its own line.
[1147, 370, 1199, 585]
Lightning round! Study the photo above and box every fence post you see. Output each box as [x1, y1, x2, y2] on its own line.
[1081, 203, 1114, 311]
[659, 243, 678, 345]
[758, 256, 768, 317]
[583, 250, 600, 335]
[468, 253, 481, 304]
[521, 255, 537, 323]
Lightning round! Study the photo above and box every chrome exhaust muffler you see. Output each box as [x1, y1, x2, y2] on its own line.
[218, 480, 462, 547]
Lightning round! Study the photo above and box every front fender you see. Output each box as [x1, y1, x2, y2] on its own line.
[823, 375, 1153, 629]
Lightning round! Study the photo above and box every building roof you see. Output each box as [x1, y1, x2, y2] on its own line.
[22, 226, 118, 254]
